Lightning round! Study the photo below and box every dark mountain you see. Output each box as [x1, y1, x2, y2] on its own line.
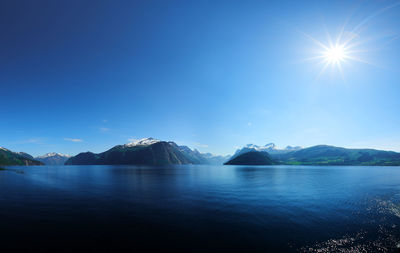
[224, 151, 275, 165]
[0, 147, 43, 166]
[17, 152, 34, 160]
[272, 145, 400, 166]
[174, 145, 230, 165]
[168, 143, 230, 165]
[66, 138, 230, 166]
[66, 152, 98, 165]
[35, 153, 72, 165]
[168, 142, 209, 164]
[66, 139, 195, 165]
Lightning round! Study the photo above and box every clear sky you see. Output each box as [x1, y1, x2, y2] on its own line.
[1, 0, 400, 156]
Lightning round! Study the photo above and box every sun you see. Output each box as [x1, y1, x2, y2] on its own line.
[301, 32, 365, 80]
[323, 44, 347, 64]
[311, 40, 354, 79]
[301, 26, 374, 80]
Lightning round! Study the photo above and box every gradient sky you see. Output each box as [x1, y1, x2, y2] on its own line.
[1, 0, 400, 156]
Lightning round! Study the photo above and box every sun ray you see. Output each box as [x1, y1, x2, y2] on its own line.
[323, 24, 334, 48]
[337, 61, 345, 82]
[336, 14, 352, 47]
[315, 61, 330, 81]
[352, 2, 400, 34]
[297, 29, 330, 51]
[345, 33, 391, 51]
[380, 33, 400, 49]
[342, 32, 360, 48]
[342, 55, 377, 67]
[299, 55, 328, 62]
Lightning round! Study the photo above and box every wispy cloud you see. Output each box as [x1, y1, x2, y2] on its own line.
[247, 122, 252, 127]
[15, 138, 45, 144]
[99, 127, 110, 132]
[194, 142, 209, 148]
[64, 138, 83, 142]
[24, 138, 42, 144]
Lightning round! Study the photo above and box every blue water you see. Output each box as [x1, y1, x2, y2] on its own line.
[1, 165, 400, 252]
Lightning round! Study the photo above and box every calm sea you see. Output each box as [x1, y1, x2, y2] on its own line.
[1, 165, 400, 252]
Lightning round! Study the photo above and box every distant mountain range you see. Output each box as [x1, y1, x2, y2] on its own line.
[231, 143, 302, 160]
[0, 139, 229, 166]
[65, 138, 229, 166]
[35, 153, 72, 165]
[0, 148, 73, 166]
[225, 144, 400, 166]
[0, 147, 43, 166]
[3, 140, 400, 167]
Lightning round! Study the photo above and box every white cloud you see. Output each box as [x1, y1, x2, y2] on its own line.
[247, 122, 252, 127]
[16, 138, 45, 144]
[194, 142, 209, 148]
[24, 138, 42, 143]
[99, 127, 110, 132]
[64, 138, 83, 142]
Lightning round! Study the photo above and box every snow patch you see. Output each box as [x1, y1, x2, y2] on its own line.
[232, 143, 303, 160]
[125, 137, 161, 147]
[244, 143, 278, 152]
[37, 152, 72, 158]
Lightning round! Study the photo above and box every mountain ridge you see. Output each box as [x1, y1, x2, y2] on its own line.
[65, 138, 228, 165]
[224, 151, 275, 165]
[35, 153, 72, 165]
[230, 142, 302, 160]
[0, 147, 43, 166]
[225, 144, 400, 166]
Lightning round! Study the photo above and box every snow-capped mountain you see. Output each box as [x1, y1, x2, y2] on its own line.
[243, 143, 277, 152]
[67, 139, 194, 166]
[231, 143, 302, 160]
[285, 145, 303, 151]
[124, 137, 161, 147]
[36, 152, 71, 159]
[66, 137, 230, 165]
[123, 138, 229, 164]
[35, 152, 72, 165]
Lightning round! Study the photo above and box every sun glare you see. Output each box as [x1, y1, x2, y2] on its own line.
[301, 30, 368, 80]
[323, 45, 347, 64]
[300, 16, 384, 80]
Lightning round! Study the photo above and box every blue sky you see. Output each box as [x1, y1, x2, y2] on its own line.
[1, 0, 400, 156]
